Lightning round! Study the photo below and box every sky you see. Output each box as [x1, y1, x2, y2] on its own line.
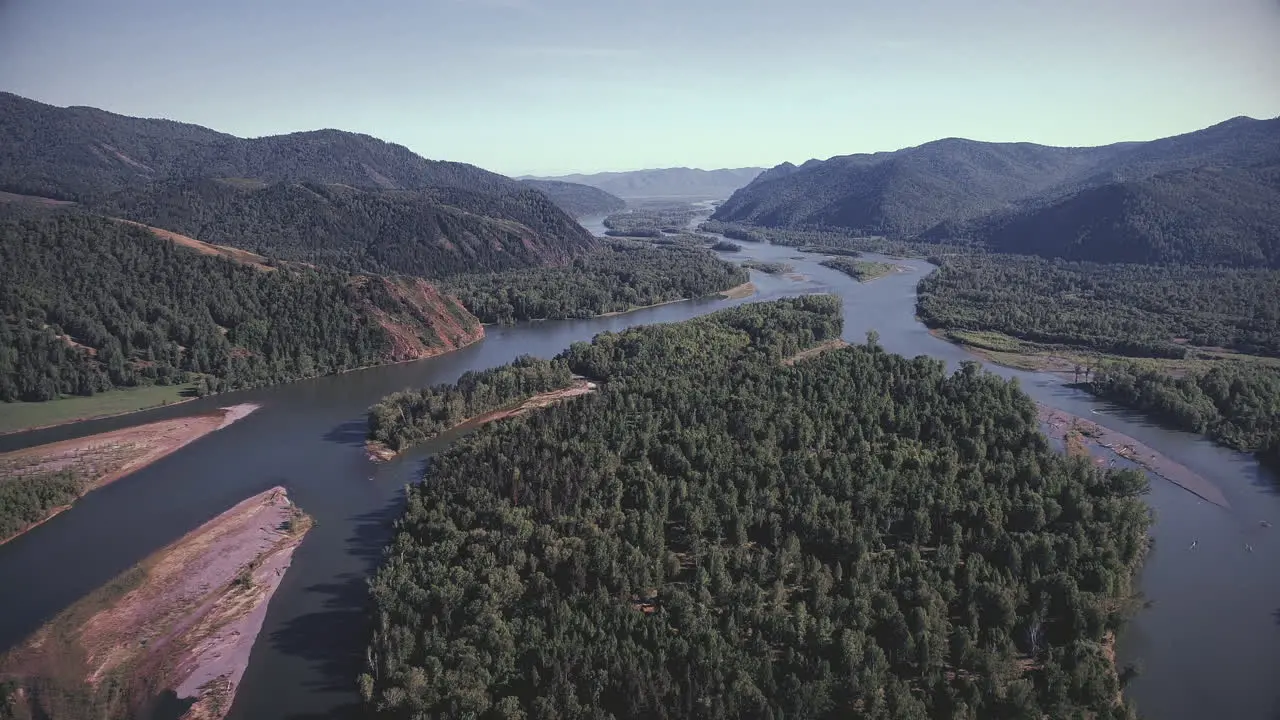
[1, 0, 1278, 176]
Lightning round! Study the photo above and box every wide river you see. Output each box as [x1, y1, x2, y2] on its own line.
[0, 215, 1276, 719]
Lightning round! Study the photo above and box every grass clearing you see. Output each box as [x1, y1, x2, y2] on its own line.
[0, 383, 198, 434]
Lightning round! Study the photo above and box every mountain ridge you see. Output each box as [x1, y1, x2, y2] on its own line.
[526, 166, 764, 199]
[713, 115, 1280, 265]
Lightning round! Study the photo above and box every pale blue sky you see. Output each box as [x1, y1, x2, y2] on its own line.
[2, 0, 1278, 175]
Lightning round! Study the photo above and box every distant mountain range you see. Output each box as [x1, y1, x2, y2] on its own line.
[714, 116, 1280, 266]
[524, 167, 764, 200]
[518, 179, 626, 217]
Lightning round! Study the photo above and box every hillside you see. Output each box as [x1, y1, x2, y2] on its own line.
[926, 164, 1280, 267]
[0, 207, 482, 402]
[0, 92, 523, 201]
[714, 116, 1280, 241]
[92, 178, 596, 279]
[527, 166, 763, 199]
[520, 179, 626, 217]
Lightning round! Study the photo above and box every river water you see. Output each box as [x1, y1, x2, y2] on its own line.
[0, 217, 1276, 719]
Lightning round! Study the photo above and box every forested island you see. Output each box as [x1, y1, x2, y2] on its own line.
[361, 297, 1150, 719]
[444, 241, 749, 324]
[367, 355, 575, 454]
[821, 257, 898, 282]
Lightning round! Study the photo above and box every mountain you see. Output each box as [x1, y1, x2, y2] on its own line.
[91, 178, 597, 279]
[0, 92, 595, 274]
[0, 93, 521, 201]
[714, 116, 1280, 241]
[0, 205, 482, 402]
[925, 164, 1280, 267]
[520, 179, 626, 217]
[526, 167, 764, 200]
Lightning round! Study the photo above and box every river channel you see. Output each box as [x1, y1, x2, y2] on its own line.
[0, 216, 1276, 719]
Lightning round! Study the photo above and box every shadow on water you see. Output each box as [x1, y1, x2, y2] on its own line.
[322, 418, 371, 448]
[266, 496, 407, 719]
[147, 690, 195, 720]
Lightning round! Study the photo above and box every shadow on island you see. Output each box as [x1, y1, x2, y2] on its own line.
[267, 497, 407, 720]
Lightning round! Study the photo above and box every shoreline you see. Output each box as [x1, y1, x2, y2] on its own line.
[366, 379, 598, 462]
[0, 486, 312, 720]
[0, 403, 261, 546]
[0, 334, 486, 439]
[1037, 403, 1231, 509]
[478, 282, 759, 327]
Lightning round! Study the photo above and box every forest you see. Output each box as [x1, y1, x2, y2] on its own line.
[444, 241, 749, 324]
[0, 208, 478, 402]
[1086, 362, 1280, 470]
[368, 355, 574, 452]
[91, 178, 596, 279]
[916, 254, 1280, 359]
[741, 260, 793, 275]
[361, 297, 1150, 720]
[603, 203, 703, 235]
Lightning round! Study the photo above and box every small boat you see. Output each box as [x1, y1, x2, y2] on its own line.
[1188, 540, 1198, 550]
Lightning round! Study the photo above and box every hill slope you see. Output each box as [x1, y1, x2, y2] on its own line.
[926, 164, 1280, 267]
[527, 167, 763, 200]
[0, 92, 520, 201]
[0, 206, 482, 402]
[92, 178, 596, 278]
[714, 116, 1280, 240]
[520, 179, 626, 217]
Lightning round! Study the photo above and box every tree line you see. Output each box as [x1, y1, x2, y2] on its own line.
[917, 254, 1280, 359]
[361, 296, 1149, 720]
[368, 355, 574, 452]
[444, 241, 749, 324]
[1086, 362, 1280, 471]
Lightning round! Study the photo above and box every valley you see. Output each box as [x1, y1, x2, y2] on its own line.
[0, 92, 1278, 720]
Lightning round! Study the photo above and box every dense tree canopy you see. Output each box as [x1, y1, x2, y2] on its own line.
[1087, 362, 1280, 469]
[917, 255, 1280, 359]
[362, 297, 1149, 720]
[445, 242, 749, 324]
[91, 178, 595, 279]
[0, 208, 478, 402]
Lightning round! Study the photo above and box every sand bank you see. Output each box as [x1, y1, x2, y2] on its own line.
[0, 486, 311, 720]
[1038, 404, 1230, 509]
[0, 404, 260, 546]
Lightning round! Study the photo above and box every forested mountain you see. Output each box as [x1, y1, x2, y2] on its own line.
[362, 297, 1149, 719]
[527, 167, 763, 199]
[91, 178, 596, 278]
[714, 141, 1121, 235]
[921, 164, 1280, 267]
[0, 207, 482, 402]
[0, 92, 524, 201]
[714, 116, 1280, 247]
[520, 179, 626, 217]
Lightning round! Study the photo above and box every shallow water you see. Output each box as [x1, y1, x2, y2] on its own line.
[0, 222, 1275, 720]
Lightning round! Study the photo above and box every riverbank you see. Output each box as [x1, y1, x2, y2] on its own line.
[1038, 403, 1231, 509]
[0, 383, 201, 437]
[719, 281, 757, 299]
[366, 378, 599, 461]
[0, 486, 311, 720]
[0, 404, 261, 546]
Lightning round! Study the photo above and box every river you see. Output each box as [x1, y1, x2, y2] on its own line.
[0, 216, 1276, 720]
